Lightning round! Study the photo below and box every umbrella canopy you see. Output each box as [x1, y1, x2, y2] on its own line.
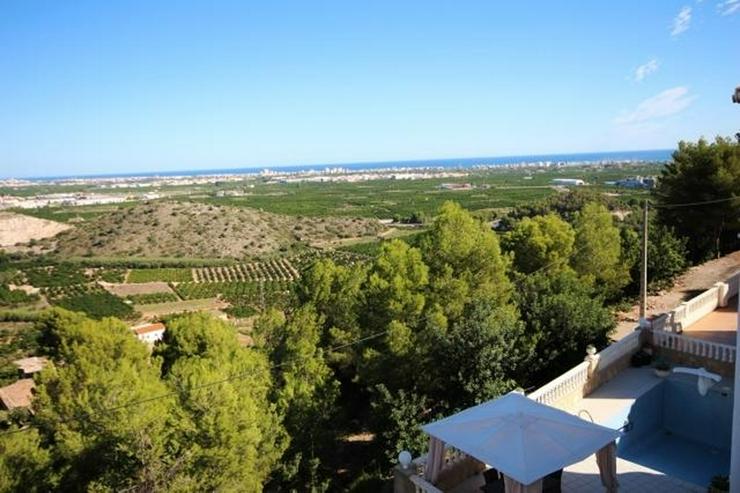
[422, 392, 620, 485]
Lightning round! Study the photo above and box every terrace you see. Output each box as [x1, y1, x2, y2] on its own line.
[395, 272, 739, 493]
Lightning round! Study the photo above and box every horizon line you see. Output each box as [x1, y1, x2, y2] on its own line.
[2, 147, 674, 181]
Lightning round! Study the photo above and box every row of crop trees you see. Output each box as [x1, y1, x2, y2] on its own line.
[192, 259, 300, 283]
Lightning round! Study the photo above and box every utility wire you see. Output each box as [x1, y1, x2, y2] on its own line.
[648, 196, 738, 209]
[0, 231, 624, 437]
[0, 329, 389, 437]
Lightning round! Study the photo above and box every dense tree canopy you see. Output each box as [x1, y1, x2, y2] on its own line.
[503, 213, 575, 274]
[516, 271, 615, 385]
[257, 305, 339, 491]
[571, 202, 628, 299]
[156, 313, 286, 491]
[419, 201, 512, 321]
[655, 137, 740, 261]
[0, 310, 286, 493]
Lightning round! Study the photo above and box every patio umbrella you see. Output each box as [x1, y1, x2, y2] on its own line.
[422, 392, 620, 486]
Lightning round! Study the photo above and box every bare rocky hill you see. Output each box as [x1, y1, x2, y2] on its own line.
[0, 212, 72, 247]
[48, 201, 386, 259]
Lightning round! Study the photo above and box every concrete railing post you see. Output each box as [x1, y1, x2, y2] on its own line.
[716, 281, 730, 307]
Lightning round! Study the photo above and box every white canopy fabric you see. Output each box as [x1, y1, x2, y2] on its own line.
[422, 392, 621, 486]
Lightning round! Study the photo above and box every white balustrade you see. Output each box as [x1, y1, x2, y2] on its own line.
[528, 361, 589, 406]
[597, 331, 641, 369]
[682, 286, 719, 327]
[651, 329, 735, 363]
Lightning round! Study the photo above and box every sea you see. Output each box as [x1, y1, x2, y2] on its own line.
[25, 149, 672, 181]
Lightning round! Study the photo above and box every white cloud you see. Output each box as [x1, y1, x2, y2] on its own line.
[615, 87, 695, 125]
[633, 59, 659, 82]
[718, 0, 740, 15]
[671, 6, 692, 36]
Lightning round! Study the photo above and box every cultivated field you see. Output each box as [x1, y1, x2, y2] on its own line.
[192, 259, 299, 282]
[103, 282, 175, 297]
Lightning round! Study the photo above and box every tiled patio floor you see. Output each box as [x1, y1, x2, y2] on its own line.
[682, 295, 737, 345]
[563, 454, 703, 492]
[451, 455, 704, 493]
[561, 366, 661, 421]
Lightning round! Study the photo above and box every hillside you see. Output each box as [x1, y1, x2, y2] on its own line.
[48, 201, 386, 259]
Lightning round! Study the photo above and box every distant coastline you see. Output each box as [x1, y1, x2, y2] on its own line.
[9, 149, 672, 181]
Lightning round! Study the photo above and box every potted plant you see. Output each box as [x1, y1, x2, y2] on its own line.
[708, 474, 729, 492]
[653, 358, 671, 378]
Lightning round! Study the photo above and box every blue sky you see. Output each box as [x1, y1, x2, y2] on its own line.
[1, 1, 739, 178]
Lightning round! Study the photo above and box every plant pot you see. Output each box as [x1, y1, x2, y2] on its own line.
[654, 368, 670, 378]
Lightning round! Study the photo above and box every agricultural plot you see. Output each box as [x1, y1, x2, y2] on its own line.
[93, 268, 127, 283]
[127, 268, 193, 283]
[192, 259, 299, 283]
[44, 283, 136, 320]
[125, 292, 179, 304]
[0, 285, 39, 308]
[103, 281, 174, 297]
[22, 264, 88, 287]
[291, 249, 367, 270]
[172, 280, 294, 317]
[134, 298, 227, 319]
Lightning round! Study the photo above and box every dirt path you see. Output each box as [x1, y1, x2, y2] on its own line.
[614, 250, 740, 339]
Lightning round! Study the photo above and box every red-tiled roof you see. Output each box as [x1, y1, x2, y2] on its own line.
[132, 322, 166, 335]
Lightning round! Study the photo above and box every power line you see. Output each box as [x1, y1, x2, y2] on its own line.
[649, 196, 738, 209]
[0, 237, 598, 438]
[0, 329, 389, 437]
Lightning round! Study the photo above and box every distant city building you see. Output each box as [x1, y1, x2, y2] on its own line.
[612, 176, 656, 189]
[438, 183, 474, 191]
[551, 178, 586, 186]
[131, 322, 166, 344]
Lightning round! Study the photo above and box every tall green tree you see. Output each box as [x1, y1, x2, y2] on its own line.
[364, 239, 429, 342]
[260, 305, 339, 491]
[503, 213, 575, 274]
[571, 202, 628, 299]
[620, 217, 688, 292]
[157, 313, 286, 492]
[655, 137, 740, 261]
[296, 259, 367, 370]
[427, 301, 528, 408]
[33, 309, 177, 492]
[516, 271, 615, 385]
[0, 429, 51, 493]
[419, 201, 512, 321]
